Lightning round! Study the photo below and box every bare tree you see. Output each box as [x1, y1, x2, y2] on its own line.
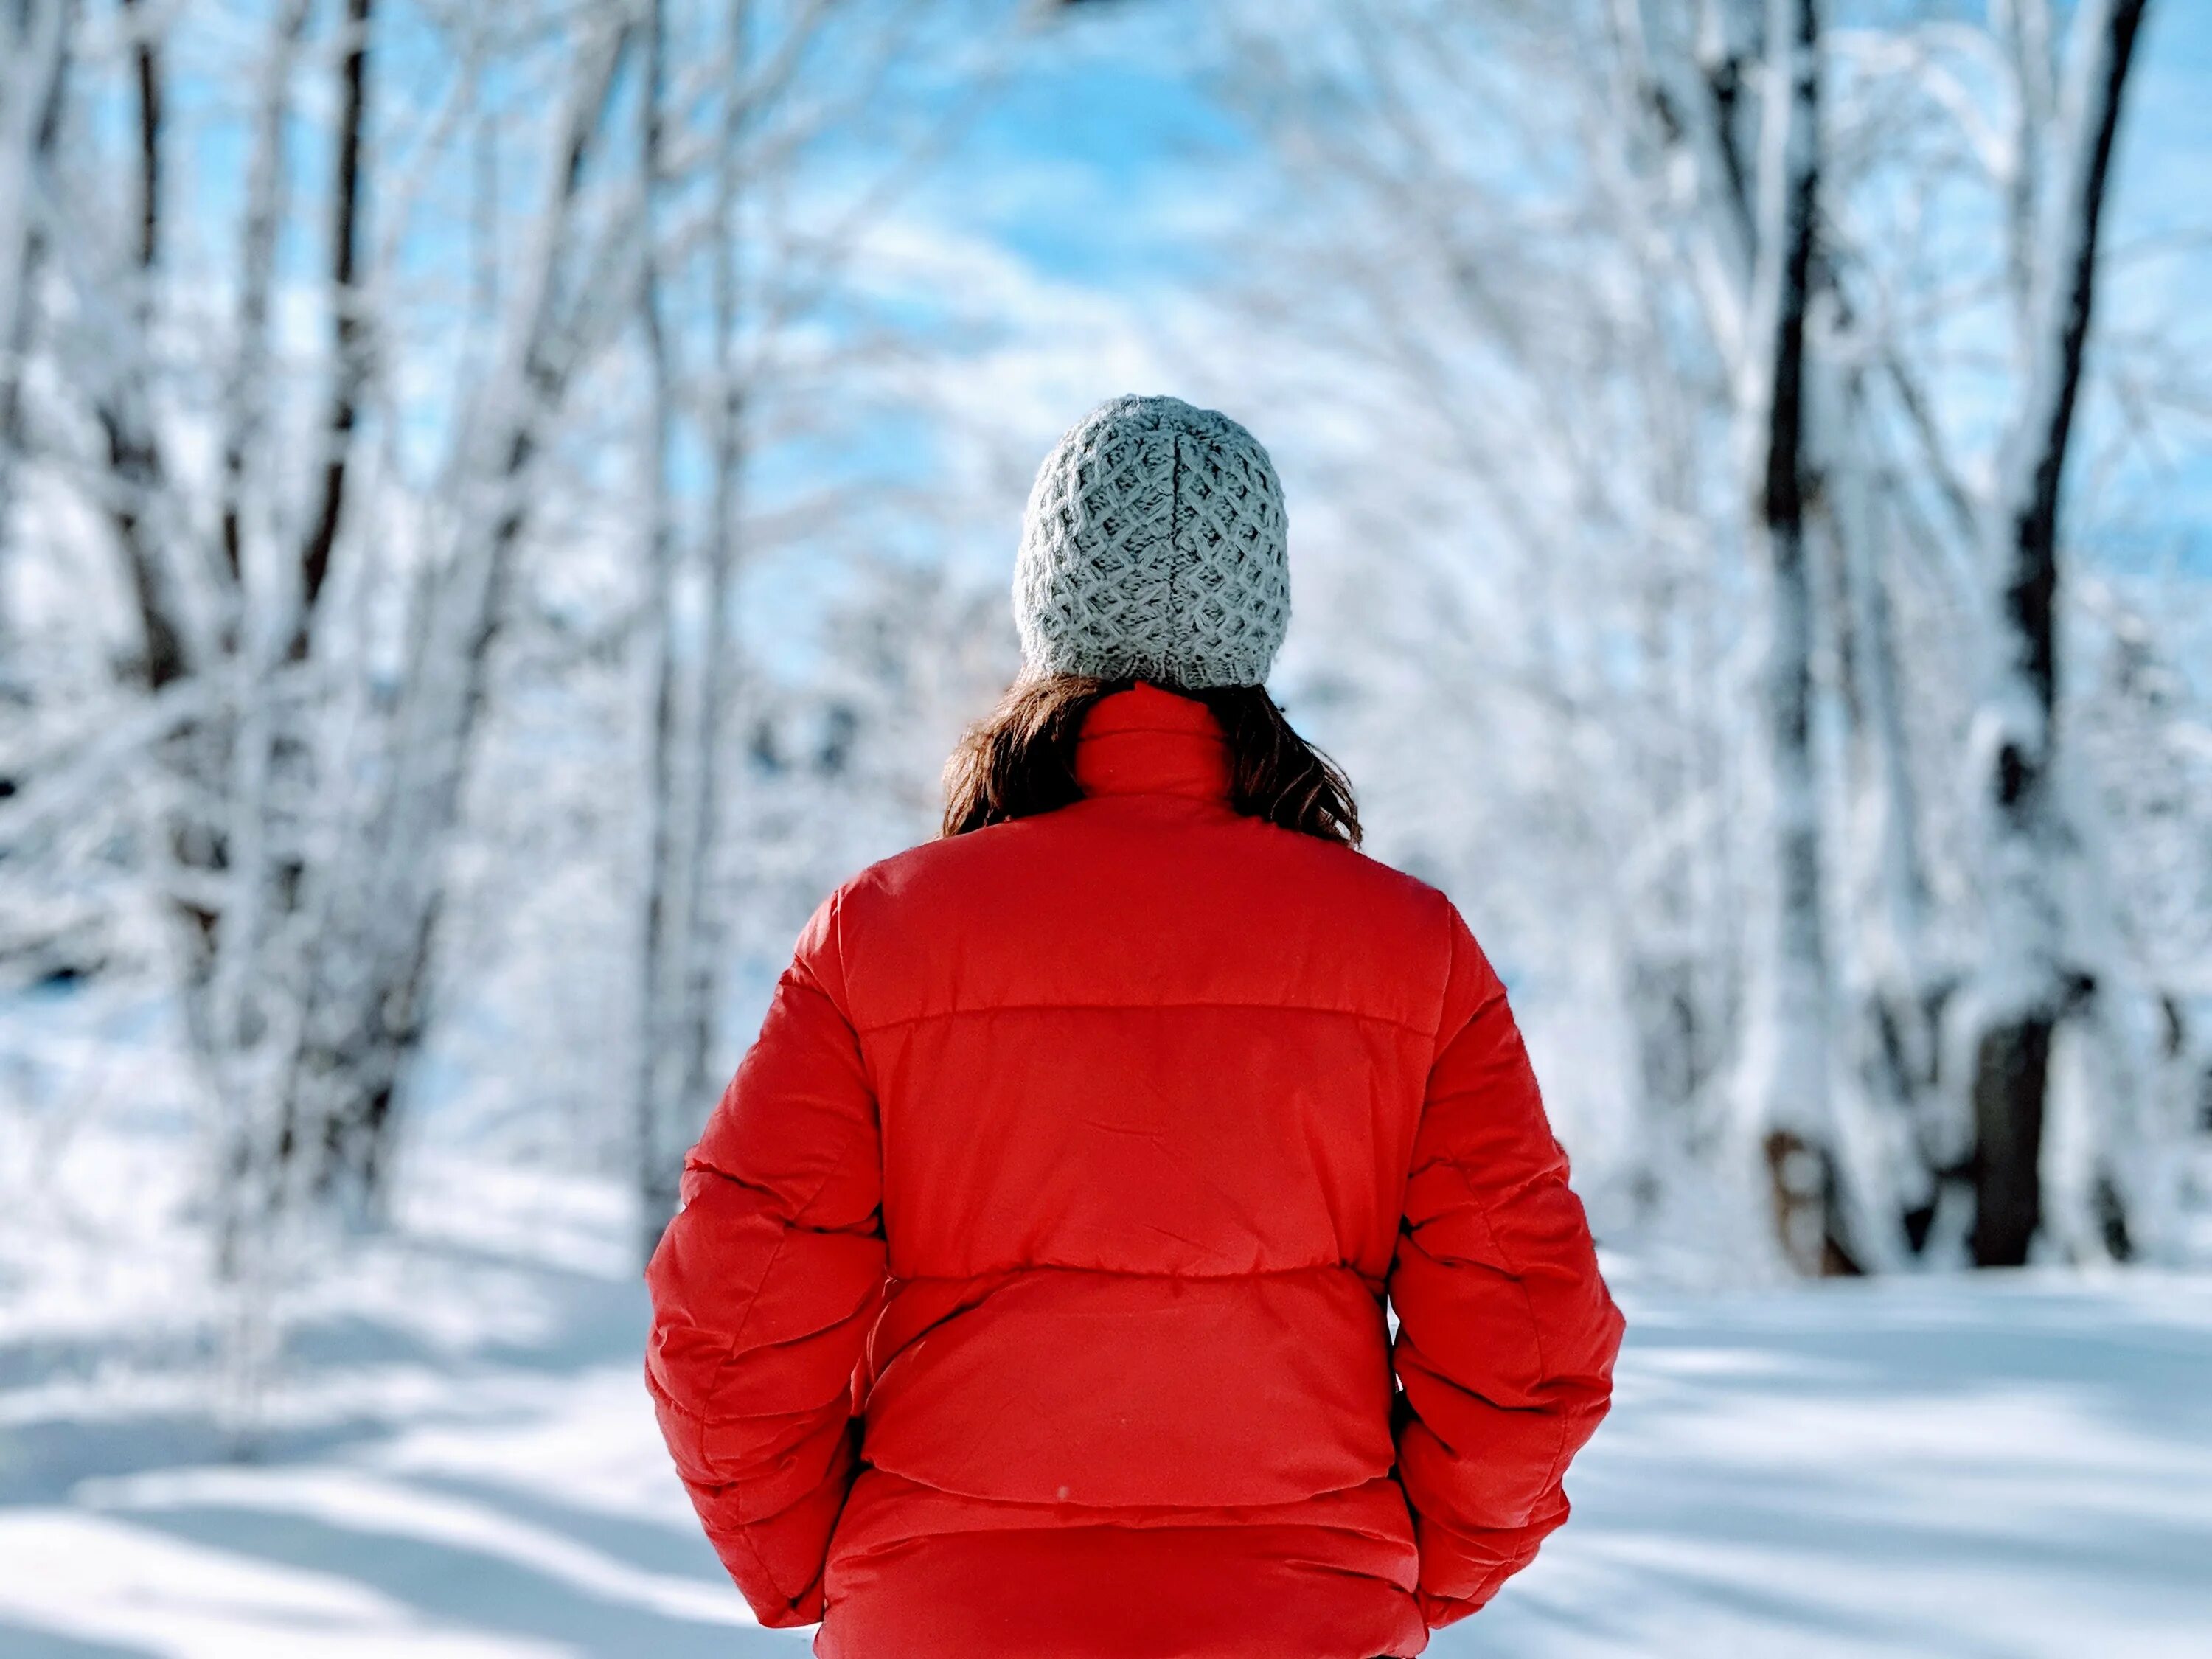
[0, 0, 653, 1288]
[1965, 0, 2152, 1266]
[276, 13, 641, 1221]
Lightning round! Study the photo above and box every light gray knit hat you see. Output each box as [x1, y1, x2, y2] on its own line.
[1014, 394, 1290, 689]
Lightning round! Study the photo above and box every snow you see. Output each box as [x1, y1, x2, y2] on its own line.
[1478, 1269, 2212, 1658]
[0, 1512, 571, 1659]
[2, 1149, 2210, 1658]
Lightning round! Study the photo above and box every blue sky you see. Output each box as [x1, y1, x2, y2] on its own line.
[922, 13, 1250, 289]
[2102, 0, 2212, 560]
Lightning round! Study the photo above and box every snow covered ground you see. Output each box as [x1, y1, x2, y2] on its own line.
[2, 1137, 2211, 1659]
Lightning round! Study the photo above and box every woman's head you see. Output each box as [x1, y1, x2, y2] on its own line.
[945, 397, 1349, 844]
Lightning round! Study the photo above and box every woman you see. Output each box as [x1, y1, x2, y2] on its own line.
[645, 395, 1623, 1658]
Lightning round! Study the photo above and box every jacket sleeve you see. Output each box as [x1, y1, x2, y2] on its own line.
[1387, 902, 1624, 1630]
[644, 888, 888, 1627]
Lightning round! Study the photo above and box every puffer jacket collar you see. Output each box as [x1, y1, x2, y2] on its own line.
[1074, 683, 1231, 803]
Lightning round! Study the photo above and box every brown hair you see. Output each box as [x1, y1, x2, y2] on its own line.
[941, 675, 1360, 846]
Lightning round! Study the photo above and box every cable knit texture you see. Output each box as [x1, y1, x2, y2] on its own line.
[1015, 394, 1290, 688]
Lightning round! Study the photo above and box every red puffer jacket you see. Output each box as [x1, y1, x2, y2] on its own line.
[645, 683, 1622, 1658]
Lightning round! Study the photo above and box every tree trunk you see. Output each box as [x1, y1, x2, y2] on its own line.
[1822, 366, 1953, 1263]
[1971, 1017, 2051, 1265]
[675, 0, 750, 1191]
[216, 0, 310, 597]
[102, 0, 187, 693]
[290, 0, 371, 662]
[1738, 0, 1846, 1276]
[635, 0, 685, 1261]
[1967, 0, 2148, 1267]
[638, 1, 751, 1265]
[0, 0, 67, 591]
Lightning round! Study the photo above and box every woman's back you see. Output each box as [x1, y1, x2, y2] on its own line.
[645, 397, 1621, 1659]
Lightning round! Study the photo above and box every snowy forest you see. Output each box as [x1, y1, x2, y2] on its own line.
[2, 1, 2209, 1655]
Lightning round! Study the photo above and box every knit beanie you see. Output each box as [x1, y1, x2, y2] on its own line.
[1014, 394, 1290, 689]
